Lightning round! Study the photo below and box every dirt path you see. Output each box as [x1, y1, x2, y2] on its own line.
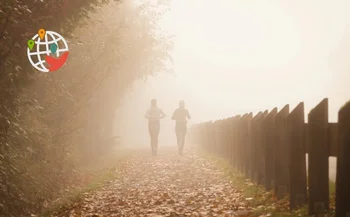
[56, 146, 250, 217]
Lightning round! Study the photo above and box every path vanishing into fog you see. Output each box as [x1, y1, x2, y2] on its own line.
[55, 146, 254, 217]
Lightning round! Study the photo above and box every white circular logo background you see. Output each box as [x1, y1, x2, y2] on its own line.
[27, 30, 69, 73]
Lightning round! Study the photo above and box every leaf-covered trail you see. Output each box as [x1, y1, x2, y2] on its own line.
[58, 146, 252, 217]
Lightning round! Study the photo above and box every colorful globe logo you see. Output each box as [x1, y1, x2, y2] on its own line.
[27, 29, 69, 73]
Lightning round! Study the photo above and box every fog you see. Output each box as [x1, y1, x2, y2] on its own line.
[115, 0, 350, 151]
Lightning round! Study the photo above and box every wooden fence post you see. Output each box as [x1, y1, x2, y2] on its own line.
[257, 110, 268, 185]
[335, 102, 350, 217]
[229, 117, 235, 166]
[224, 118, 229, 159]
[243, 113, 253, 177]
[287, 102, 307, 209]
[274, 104, 289, 199]
[214, 120, 219, 156]
[200, 122, 204, 149]
[232, 115, 241, 169]
[219, 119, 224, 158]
[238, 114, 247, 173]
[225, 118, 231, 161]
[262, 108, 277, 191]
[197, 124, 201, 146]
[215, 120, 219, 156]
[205, 121, 211, 151]
[308, 98, 329, 215]
[202, 123, 206, 149]
[212, 121, 218, 154]
[209, 121, 214, 152]
[250, 112, 263, 181]
[220, 119, 225, 158]
[206, 121, 210, 151]
[222, 119, 227, 159]
[197, 124, 200, 146]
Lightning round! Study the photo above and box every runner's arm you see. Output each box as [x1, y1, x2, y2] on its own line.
[171, 110, 177, 120]
[186, 110, 191, 119]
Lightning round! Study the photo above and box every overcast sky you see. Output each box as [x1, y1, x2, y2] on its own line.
[115, 0, 350, 147]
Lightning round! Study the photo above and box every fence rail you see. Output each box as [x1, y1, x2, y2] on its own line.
[189, 98, 350, 217]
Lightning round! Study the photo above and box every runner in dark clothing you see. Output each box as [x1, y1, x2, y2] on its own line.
[172, 100, 191, 155]
[145, 99, 166, 156]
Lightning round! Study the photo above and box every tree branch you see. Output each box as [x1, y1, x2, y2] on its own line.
[0, 11, 11, 40]
[52, 120, 88, 143]
[0, 36, 18, 76]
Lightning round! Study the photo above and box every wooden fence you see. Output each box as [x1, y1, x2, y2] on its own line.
[189, 98, 350, 217]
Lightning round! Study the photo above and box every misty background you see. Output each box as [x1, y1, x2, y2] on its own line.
[116, 0, 350, 145]
[114, 0, 350, 180]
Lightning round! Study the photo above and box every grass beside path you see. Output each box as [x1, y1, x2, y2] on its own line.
[198, 149, 338, 217]
[199, 150, 303, 216]
[40, 146, 138, 217]
[41, 166, 118, 217]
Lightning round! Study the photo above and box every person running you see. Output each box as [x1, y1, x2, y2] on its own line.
[145, 99, 166, 156]
[172, 100, 191, 155]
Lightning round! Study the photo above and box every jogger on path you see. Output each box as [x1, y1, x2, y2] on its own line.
[172, 100, 191, 155]
[145, 99, 166, 156]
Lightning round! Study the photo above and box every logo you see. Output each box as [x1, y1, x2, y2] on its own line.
[27, 28, 69, 73]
